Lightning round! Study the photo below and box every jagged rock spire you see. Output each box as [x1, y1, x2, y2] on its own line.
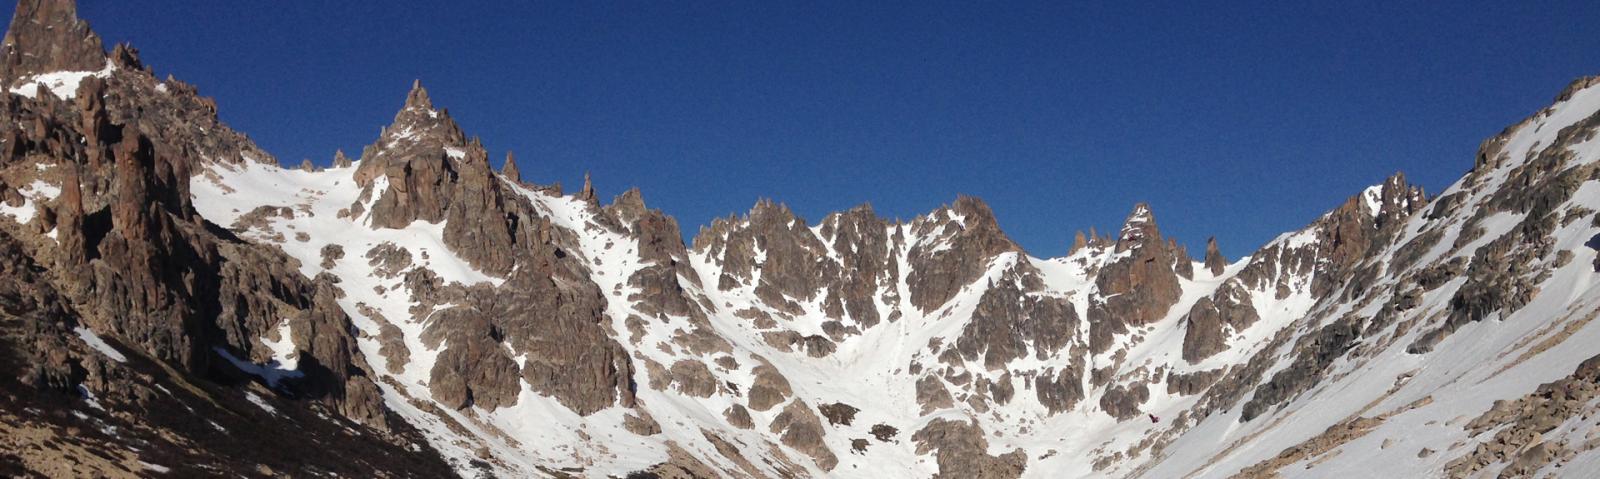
[1115, 202, 1161, 252]
[332, 149, 352, 168]
[405, 78, 432, 110]
[1204, 237, 1227, 276]
[1087, 202, 1184, 352]
[0, 0, 106, 83]
[608, 187, 648, 223]
[502, 151, 521, 182]
[1069, 230, 1088, 255]
[579, 171, 597, 205]
[353, 80, 470, 184]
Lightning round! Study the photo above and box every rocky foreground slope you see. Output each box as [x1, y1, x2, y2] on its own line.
[4, 1, 1600, 477]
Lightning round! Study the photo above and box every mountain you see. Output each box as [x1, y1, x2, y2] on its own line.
[4, 2, 1600, 477]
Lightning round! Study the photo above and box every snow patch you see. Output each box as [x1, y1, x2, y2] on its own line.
[8, 60, 116, 100]
[74, 327, 127, 363]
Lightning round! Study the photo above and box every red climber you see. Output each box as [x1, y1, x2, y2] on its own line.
[1148, 413, 1160, 424]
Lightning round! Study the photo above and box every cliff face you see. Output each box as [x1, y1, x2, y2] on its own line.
[0, 2, 450, 476]
[8, 2, 1600, 478]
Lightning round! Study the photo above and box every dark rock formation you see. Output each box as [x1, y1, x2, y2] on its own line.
[818, 402, 859, 426]
[1203, 237, 1227, 276]
[1087, 204, 1184, 353]
[1241, 315, 1361, 421]
[768, 400, 838, 470]
[911, 419, 1027, 479]
[748, 361, 793, 411]
[955, 266, 1076, 370]
[0, 0, 106, 84]
[906, 196, 1020, 312]
[1181, 282, 1260, 363]
[1098, 382, 1151, 421]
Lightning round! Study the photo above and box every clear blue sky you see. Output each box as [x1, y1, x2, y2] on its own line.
[64, 1, 1600, 258]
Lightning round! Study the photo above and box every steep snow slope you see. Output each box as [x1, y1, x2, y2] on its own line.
[174, 75, 1600, 478]
[1142, 77, 1600, 478]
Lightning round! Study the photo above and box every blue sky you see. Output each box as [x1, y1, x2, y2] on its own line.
[69, 1, 1600, 258]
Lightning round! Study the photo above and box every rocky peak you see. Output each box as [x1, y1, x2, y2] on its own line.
[749, 197, 799, 226]
[579, 171, 597, 205]
[1069, 230, 1088, 255]
[0, 0, 106, 84]
[332, 149, 352, 168]
[1116, 202, 1160, 252]
[354, 81, 467, 179]
[1204, 236, 1227, 276]
[343, 82, 526, 276]
[605, 187, 648, 224]
[1372, 171, 1426, 228]
[905, 196, 1020, 311]
[352, 81, 484, 217]
[1086, 203, 1185, 353]
[502, 151, 521, 182]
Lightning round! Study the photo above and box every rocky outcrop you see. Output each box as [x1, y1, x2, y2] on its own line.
[817, 402, 859, 426]
[1240, 315, 1361, 421]
[911, 419, 1027, 479]
[501, 151, 521, 182]
[1445, 354, 1600, 477]
[1098, 382, 1151, 421]
[1032, 365, 1083, 414]
[768, 400, 837, 470]
[748, 361, 794, 411]
[1181, 282, 1260, 363]
[906, 196, 1019, 312]
[954, 265, 1076, 370]
[0, 0, 106, 84]
[1203, 237, 1227, 276]
[1087, 204, 1185, 353]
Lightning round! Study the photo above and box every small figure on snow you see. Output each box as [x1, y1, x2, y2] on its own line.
[1148, 413, 1160, 424]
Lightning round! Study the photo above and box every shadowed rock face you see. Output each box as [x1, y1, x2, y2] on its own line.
[0, 0, 401, 448]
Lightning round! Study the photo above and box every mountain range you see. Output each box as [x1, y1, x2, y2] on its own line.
[3, 1, 1600, 477]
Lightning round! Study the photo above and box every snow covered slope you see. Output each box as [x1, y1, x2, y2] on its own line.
[175, 73, 1600, 478]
